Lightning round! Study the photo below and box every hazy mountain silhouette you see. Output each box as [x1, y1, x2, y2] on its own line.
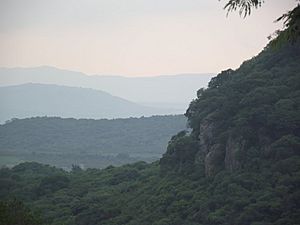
[0, 66, 214, 110]
[0, 83, 173, 123]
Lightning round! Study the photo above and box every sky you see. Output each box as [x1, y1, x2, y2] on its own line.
[0, 0, 298, 76]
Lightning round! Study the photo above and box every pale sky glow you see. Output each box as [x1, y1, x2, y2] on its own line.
[0, 0, 298, 76]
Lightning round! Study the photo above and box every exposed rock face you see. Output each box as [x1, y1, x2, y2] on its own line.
[197, 118, 245, 176]
[198, 117, 214, 155]
[257, 129, 273, 155]
[204, 144, 224, 176]
[224, 136, 245, 172]
[196, 117, 215, 176]
[196, 116, 226, 176]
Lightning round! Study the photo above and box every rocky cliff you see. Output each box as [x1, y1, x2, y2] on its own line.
[161, 41, 300, 177]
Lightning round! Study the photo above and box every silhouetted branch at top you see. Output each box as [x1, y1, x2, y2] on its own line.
[223, 0, 263, 17]
[221, 0, 300, 45]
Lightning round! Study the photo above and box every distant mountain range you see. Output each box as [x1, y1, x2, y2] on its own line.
[0, 66, 214, 109]
[0, 83, 174, 123]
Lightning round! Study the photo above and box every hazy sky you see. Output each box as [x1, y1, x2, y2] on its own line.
[0, 0, 297, 76]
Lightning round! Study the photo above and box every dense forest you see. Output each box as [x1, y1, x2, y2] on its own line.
[1, 26, 299, 224]
[0, 115, 187, 169]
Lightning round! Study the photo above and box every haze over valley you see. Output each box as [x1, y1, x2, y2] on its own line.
[0, 66, 208, 169]
[0, 66, 214, 115]
[0, 83, 176, 123]
[0, 1, 299, 225]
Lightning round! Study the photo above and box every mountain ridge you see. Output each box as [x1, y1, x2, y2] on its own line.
[0, 83, 178, 123]
[0, 66, 214, 105]
[1, 36, 300, 225]
[0, 65, 214, 78]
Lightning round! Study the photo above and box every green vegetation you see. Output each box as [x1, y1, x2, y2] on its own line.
[1, 33, 299, 224]
[179, 40, 300, 176]
[0, 15, 300, 225]
[0, 115, 187, 169]
[1, 157, 299, 225]
[0, 199, 41, 225]
[223, 1, 300, 47]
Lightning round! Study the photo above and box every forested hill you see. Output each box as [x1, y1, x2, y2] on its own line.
[1, 40, 300, 224]
[160, 40, 300, 177]
[0, 115, 187, 169]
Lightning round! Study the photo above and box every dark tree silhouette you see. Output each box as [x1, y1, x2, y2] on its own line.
[223, 0, 263, 17]
[222, 0, 300, 45]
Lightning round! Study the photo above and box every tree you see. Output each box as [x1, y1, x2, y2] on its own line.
[0, 199, 41, 225]
[222, 0, 300, 45]
[223, 0, 263, 17]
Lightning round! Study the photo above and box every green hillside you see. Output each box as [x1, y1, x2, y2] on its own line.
[1, 31, 300, 225]
[0, 115, 187, 169]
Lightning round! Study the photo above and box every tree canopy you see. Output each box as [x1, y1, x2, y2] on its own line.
[222, 0, 300, 45]
[1, 19, 299, 225]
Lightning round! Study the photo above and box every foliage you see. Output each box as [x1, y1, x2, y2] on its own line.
[270, 4, 300, 48]
[0, 199, 41, 225]
[0, 115, 187, 169]
[172, 39, 300, 175]
[1, 17, 300, 225]
[160, 131, 199, 175]
[222, 1, 300, 47]
[223, 0, 263, 17]
[1, 156, 300, 225]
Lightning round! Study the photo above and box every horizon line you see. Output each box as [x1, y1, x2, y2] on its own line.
[0, 65, 217, 78]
